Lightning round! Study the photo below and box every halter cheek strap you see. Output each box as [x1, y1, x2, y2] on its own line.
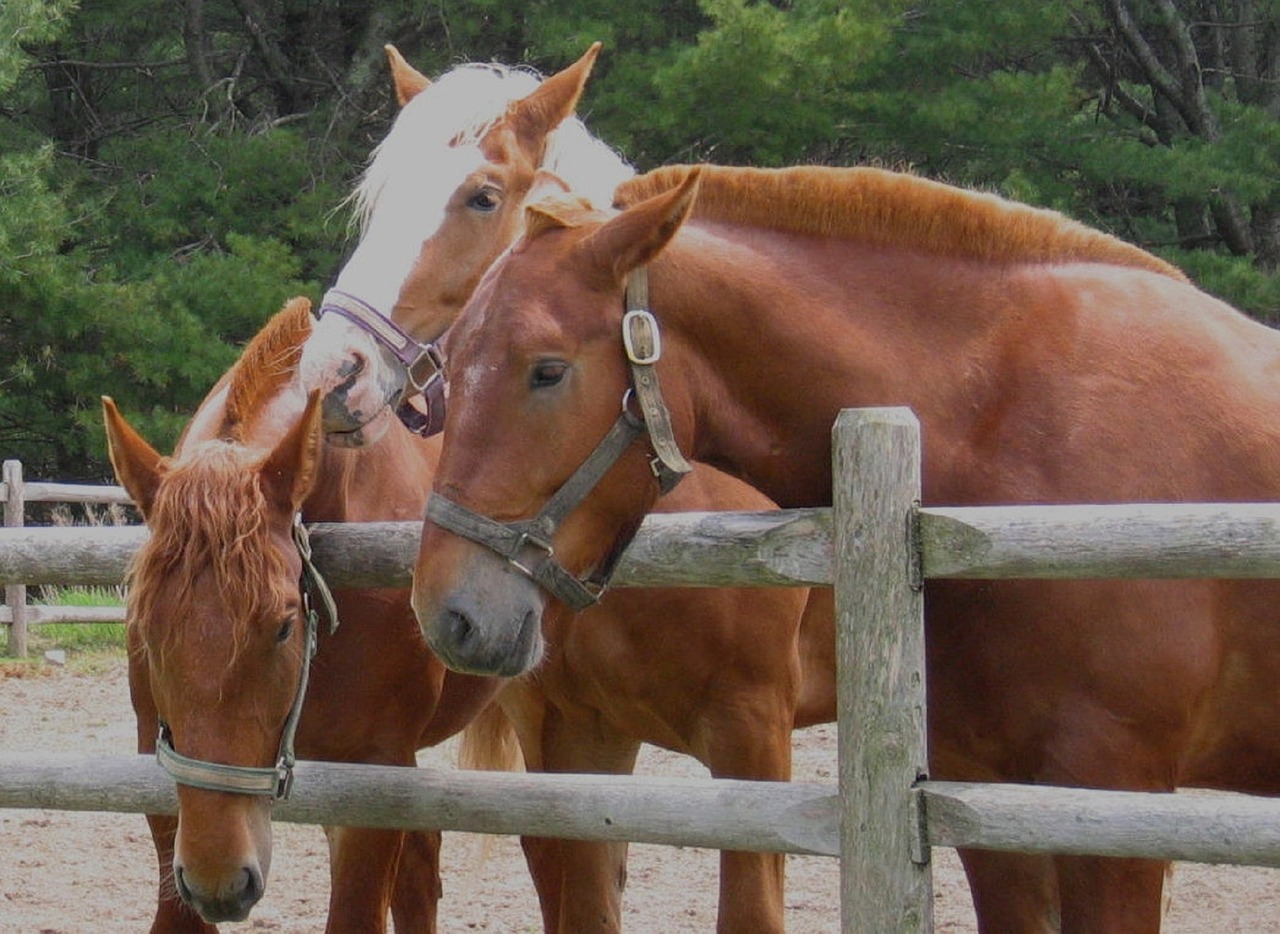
[155, 517, 339, 800]
[427, 408, 647, 611]
[425, 269, 692, 610]
[622, 269, 693, 491]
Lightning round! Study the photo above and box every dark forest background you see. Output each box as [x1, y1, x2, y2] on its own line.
[5, 0, 1280, 479]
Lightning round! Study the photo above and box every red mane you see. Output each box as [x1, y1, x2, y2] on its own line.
[615, 164, 1186, 280]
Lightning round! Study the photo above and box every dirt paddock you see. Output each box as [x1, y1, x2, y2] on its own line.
[2, 658, 1279, 932]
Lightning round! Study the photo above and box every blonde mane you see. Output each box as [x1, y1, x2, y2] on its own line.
[330, 56, 633, 322]
[615, 165, 1186, 280]
[349, 61, 633, 234]
[223, 297, 313, 439]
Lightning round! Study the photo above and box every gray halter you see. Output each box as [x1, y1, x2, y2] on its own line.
[426, 270, 692, 611]
[155, 517, 339, 800]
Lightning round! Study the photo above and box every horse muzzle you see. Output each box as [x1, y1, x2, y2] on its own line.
[413, 554, 545, 677]
[300, 312, 408, 446]
[175, 860, 266, 924]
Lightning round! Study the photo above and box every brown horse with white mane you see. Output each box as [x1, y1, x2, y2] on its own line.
[412, 165, 1280, 932]
[298, 47, 830, 932]
[104, 299, 498, 932]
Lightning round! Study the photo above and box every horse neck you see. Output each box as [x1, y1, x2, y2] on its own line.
[184, 370, 435, 523]
[652, 223, 995, 508]
[304, 430, 436, 523]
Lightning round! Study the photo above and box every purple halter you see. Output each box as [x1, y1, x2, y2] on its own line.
[317, 289, 447, 437]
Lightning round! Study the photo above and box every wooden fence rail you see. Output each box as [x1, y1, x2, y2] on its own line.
[4, 410, 1280, 930]
[8, 502, 1280, 590]
[0, 753, 841, 855]
[6, 756, 1280, 868]
[1, 459, 132, 657]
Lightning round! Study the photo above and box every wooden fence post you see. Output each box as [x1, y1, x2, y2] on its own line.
[833, 408, 931, 932]
[4, 460, 28, 657]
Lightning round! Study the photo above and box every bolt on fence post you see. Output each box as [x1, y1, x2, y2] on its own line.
[832, 408, 931, 932]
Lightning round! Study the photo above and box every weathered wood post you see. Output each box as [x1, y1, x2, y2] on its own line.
[833, 408, 931, 932]
[3, 460, 27, 657]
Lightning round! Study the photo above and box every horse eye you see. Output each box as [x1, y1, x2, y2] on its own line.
[467, 188, 501, 212]
[530, 361, 567, 389]
[276, 616, 294, 644]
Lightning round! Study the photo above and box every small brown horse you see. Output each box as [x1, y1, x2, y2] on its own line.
[104, 298, 498, 932]
[413, 165, 1280, 932]
[299, 48, 832, 932]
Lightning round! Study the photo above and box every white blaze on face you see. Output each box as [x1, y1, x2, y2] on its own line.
[296, 58, 634, 435]
[299, 144, 488, 400]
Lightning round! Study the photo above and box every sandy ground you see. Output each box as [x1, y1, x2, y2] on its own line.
[2, 657, 1279, 932]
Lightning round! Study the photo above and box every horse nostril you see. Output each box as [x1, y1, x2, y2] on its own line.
[174, 866, 193, 904]
[338, 349, 368, 381]
[240, 865, 264, 907]
[442, 606, 476, 647]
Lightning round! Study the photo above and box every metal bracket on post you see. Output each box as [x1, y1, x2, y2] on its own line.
[909, 783, 932, 867]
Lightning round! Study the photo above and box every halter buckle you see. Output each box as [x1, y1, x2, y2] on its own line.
[405, 342, 446, 394]
[507, 530, 555, 577]
[274, 760, 295, 799]
[622, 309, 662, 365]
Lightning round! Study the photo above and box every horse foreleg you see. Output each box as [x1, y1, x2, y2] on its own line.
[323, 825, 407, 933]
[498, 678, 629, 933]
[1056, 854, 1169, 934]
[533, 705, 641, 934]
[959, 848, 1059, 934]
[703, 717, 793, 934]
[390, 829, 443, 933]
[144, 813, 217, 934]
[516, 834, 567, 932]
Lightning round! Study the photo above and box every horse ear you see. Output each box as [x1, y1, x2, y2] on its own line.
[386, 44, 430, 107]
[505, 42, 602, 161]
[582, 167, 702, 284]
[524, 187, 599, 241]
[529, 169, 572, 201]
[101, 396, 166, 520]
[258, 390, 324, 515]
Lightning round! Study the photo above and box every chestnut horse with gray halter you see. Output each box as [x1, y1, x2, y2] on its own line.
[299, 46, 832, 932]
[104, 298, 498, 932]
[412, 165, 1280, 932]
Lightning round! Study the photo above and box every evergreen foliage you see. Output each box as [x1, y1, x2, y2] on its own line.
[4, 0, 1280, 478]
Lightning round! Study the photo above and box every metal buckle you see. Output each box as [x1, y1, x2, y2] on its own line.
[622, 309, 661, 365]
[275, 761, 295, 800]
[406, 342, 445, 394]
[507, 530, 555, 577]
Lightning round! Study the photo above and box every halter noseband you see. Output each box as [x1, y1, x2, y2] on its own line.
[155, 517, 340, 800]
[425, 270, 692, 611]
[317, 289, 447, 437]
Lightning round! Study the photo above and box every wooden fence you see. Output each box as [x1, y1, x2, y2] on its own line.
[4, 408, 1280, 929]
[1, 459, 131, 657]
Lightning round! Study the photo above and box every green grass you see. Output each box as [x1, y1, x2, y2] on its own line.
[1, 502, 133, 667]
[4, 585, 128, 668]
[32, 621, 127, 653]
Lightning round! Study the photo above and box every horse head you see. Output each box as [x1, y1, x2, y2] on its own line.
[298, 43, 631, 447]
[103, 301, 325, 924]
[411, 173, 702, 675]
